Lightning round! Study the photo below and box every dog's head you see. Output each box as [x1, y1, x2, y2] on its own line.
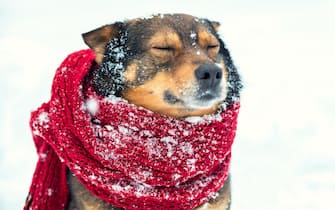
[83, 14, 241, 118]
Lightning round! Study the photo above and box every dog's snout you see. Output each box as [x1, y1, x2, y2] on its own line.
[195, 64, 222, 89]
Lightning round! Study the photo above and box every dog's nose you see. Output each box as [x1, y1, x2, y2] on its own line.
[195, 64, 222, 90]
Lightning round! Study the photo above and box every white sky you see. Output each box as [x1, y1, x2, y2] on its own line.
[1, 0, 335, 209]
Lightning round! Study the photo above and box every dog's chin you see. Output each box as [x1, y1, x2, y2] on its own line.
[179, 87, 225, 108]
[163, 89, 226, 114]
[183, 95, 223, 110]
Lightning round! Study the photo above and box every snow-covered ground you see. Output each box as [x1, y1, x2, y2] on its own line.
[1, 0, 334, 209]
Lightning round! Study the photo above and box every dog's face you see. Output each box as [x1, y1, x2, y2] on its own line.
[83, 14, 241, 118]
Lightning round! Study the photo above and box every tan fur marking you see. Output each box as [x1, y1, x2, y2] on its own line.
[101, 26, 113, 40]
[198, 29, 220, 58]
[124, 63, 137, 82]
[198, 29, 218, 47]
[94, 48, 104, 64]
[149, 31, 182, 48]
[148, 30, 183, 61]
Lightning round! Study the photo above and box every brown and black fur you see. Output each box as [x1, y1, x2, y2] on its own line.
[67, 14, 242, 210]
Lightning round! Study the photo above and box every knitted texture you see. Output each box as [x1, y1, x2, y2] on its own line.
[24, 49, 240, 210]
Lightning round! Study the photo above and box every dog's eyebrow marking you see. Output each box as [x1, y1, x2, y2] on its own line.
[148, 30, 183, 50]
[197, 28, 219, 48]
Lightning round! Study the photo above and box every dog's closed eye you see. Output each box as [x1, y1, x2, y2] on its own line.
[207, 44, 219, 50]
[151, 45, 177, 62]
[152, 46, 176, 52]
[205, 43, 220, 58]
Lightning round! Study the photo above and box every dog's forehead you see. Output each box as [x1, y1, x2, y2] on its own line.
[149, 14, 200, 25]
[127, 14, 212, 35]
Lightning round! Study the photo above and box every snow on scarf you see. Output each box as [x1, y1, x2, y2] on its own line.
[24, 49, 240, 210]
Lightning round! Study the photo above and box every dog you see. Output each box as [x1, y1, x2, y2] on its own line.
[67, 13, 242, 210]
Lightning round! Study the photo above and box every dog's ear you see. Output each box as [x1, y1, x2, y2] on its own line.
[82, 22, 124, 63]
[210, 21, 220, 32]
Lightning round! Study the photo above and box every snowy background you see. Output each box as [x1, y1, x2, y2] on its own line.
[1, 0, 334, 209]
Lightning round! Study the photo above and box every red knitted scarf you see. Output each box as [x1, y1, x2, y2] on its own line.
[24, 49, 240, 210]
